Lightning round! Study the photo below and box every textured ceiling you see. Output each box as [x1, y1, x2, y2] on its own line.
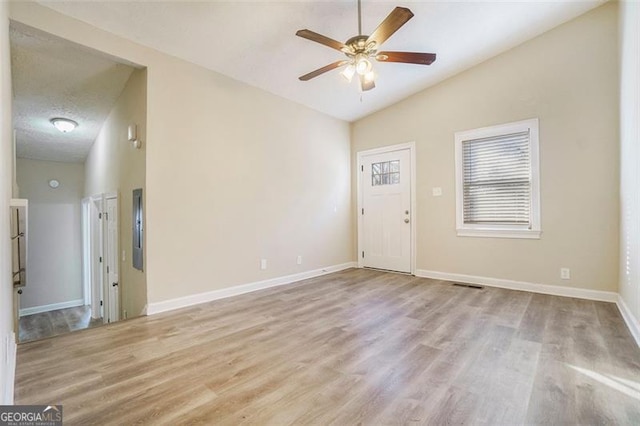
[11, 22, 135, 163]
[38, 0, 605, 122]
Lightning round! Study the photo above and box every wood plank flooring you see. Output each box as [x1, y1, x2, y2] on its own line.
[14, 268, 640, 425]
[19, 305, 104, 342]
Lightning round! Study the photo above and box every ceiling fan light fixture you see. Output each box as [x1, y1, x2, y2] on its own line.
[50, 118, 78, 133]
[355, 55, 372, 75]
[341, 64, 356, 82]
[364, 71, 375, 84]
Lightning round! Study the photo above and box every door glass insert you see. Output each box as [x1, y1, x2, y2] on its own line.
[372, 160, 400, 186]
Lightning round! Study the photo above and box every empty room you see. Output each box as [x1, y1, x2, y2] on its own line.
[0, 0, 639, 424]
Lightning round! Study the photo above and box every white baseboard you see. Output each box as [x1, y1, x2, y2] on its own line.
[19, 299, 85, 317]
[4, 332, 16, 404]
[147, 262, 357, 315]
[414, 269, 618, 303]
[415, 269, 640, 348]
[616, 295, 640, 347]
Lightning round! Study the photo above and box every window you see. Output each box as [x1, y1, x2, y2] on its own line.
[372, 160, 400, 186]
[455, 118, 541, 239]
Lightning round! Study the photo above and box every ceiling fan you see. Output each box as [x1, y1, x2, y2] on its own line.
[296, 0, 436, 92]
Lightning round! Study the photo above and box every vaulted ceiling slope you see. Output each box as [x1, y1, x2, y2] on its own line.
[11, 22, 135, 163]
[38, 1, 605, 122]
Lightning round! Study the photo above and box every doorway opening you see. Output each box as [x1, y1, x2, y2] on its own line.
[82, 193, 120, 325]
[11, 22, 147, 342]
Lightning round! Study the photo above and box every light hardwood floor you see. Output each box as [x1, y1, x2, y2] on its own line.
[19, 305, 103, 342]
[15, 268, 640, 425]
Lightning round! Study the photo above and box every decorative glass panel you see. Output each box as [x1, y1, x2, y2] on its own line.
[371, 161, 400, 186]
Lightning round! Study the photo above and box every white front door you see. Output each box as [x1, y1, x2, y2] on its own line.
[361, 148, 412, 273]
[105, 197, 119, 322]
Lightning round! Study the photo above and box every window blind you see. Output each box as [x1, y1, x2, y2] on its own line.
[462, 130, 531, 226]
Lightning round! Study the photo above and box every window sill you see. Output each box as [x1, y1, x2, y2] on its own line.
[456, 228, 541, 239]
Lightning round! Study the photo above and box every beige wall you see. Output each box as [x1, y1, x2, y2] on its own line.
[619, 1, 640, 325]
[145, 60, 352, 303]
[16, 159, 84, 310]
[85, 69, 147, 318]
[11, 2, 353, 307]
[0, 0, 15, 404]
[352, 3, 619, 292]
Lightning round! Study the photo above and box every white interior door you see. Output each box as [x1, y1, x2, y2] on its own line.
[105, 196, 119, 322]
[361, 148, 412, 273]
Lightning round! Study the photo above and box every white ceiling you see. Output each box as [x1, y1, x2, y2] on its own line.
[36, 1, 605, 123]
[11, 22, 135, 163]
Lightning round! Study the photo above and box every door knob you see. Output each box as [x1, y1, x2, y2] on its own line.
[404, 218, 410, 223]
[112, 282, 119, 287]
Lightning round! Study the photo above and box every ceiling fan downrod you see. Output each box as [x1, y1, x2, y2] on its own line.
[358, 0, 362, 36]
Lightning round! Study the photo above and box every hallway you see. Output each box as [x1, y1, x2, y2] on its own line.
[19, 306, 102, 342]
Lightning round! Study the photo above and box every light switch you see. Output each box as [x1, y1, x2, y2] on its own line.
[432, 187, 443, 197]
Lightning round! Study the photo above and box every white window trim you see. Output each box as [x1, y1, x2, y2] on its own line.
[454, 118, 541, 239]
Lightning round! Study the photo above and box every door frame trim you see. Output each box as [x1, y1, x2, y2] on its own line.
[103, 192, 119, 323]
[356, 141, 416, 275]
[81, 197, 91, 308]
[88, 194, 104, 320]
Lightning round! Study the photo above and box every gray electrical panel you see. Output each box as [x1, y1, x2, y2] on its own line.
[132, 188, 143, 271]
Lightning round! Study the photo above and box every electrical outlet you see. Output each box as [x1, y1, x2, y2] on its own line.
[560, 268, 571, 280]
[260, 259, 267, 270]
[432, 187, 443, 197]
[297, 255, 302, 265]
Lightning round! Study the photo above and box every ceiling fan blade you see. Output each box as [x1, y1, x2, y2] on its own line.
[296, 29, 346, 52]
[299, 61, 348, 81]
[376, 51, 437, 65]
[366, 7, 414, 48]
[359, 74, 375, 92]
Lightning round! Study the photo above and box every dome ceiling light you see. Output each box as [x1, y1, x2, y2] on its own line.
[50, 118, 78, 133]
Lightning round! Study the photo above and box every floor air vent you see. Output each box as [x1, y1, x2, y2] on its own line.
[452, 283, 484, 290]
